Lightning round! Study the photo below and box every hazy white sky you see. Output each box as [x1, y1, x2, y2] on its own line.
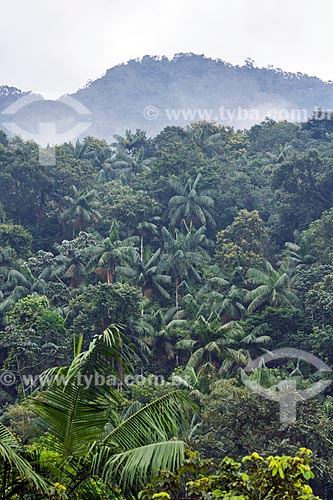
[1, 0, 332, 98]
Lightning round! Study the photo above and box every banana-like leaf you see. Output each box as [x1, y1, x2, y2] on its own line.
[0, 423, 47, 492]
[91, 390, 193, 493]
[31, 327, 129, 459]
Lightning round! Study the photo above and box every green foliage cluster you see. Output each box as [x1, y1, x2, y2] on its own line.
[0, 115, 333, 497]
[139, 448, 320, 500]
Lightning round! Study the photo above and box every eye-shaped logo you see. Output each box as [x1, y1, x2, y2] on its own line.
[1, 94, 92, 165]
[241, 348, 332, 423]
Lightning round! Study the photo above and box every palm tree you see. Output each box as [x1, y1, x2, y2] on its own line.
[0, 423, 47, 496]
[31, 327, 192, 496]
[0, 268, 50, 312]
[177, 318, 270, 377]
[160, 224, 212, 311]
[53, 251, 87, 289]
[86, 222, 139, 284]
[245, 260, 301, 314]
[144, 306, 188, 370]
[136, 217, 160, 262]
[168, 173, 215, 228]
[50, 231, 98, 290]
[280, 241, 314, 273]
[266, 144, 292, 163]
[113, 147, 153, 179]
[187, 122, 230, 157]
[217, 321, 271, 376]
[0, 246, 16, 268]
[117, 247, 172, 300]
[172, 364, 217, 400]
[0, 246, 17, 296]
[112, 129, 147, 153]
[192, 273, 246, 323]
[176, 316, 226, 369]
[82, 136, 113, 168]
[64, 139, 90, 160]
[62, 186, 101, 236]
[219, 284, 247, 323]
[107, 133, 151, 184]
[95, 152, 124, 184]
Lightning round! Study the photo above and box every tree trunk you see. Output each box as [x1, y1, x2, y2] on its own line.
[107, 262, 115, 284]
[175, 277, 179, 315]
[140, 236, 144, 262]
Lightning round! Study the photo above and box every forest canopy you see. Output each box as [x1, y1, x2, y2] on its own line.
[0, 117, 333, 498]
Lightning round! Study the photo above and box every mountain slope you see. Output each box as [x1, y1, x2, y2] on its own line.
[1, 54, 333, 143]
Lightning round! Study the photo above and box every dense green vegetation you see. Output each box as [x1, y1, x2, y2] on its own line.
[1, 116, 333, 497]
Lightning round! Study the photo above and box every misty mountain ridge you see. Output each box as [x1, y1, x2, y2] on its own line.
[1, 53, 333, 144]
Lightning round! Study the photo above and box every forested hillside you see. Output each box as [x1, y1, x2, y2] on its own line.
[73, 54, 333, 136]
[0, 117, 333, 498]
[2, 54, 333, 141]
